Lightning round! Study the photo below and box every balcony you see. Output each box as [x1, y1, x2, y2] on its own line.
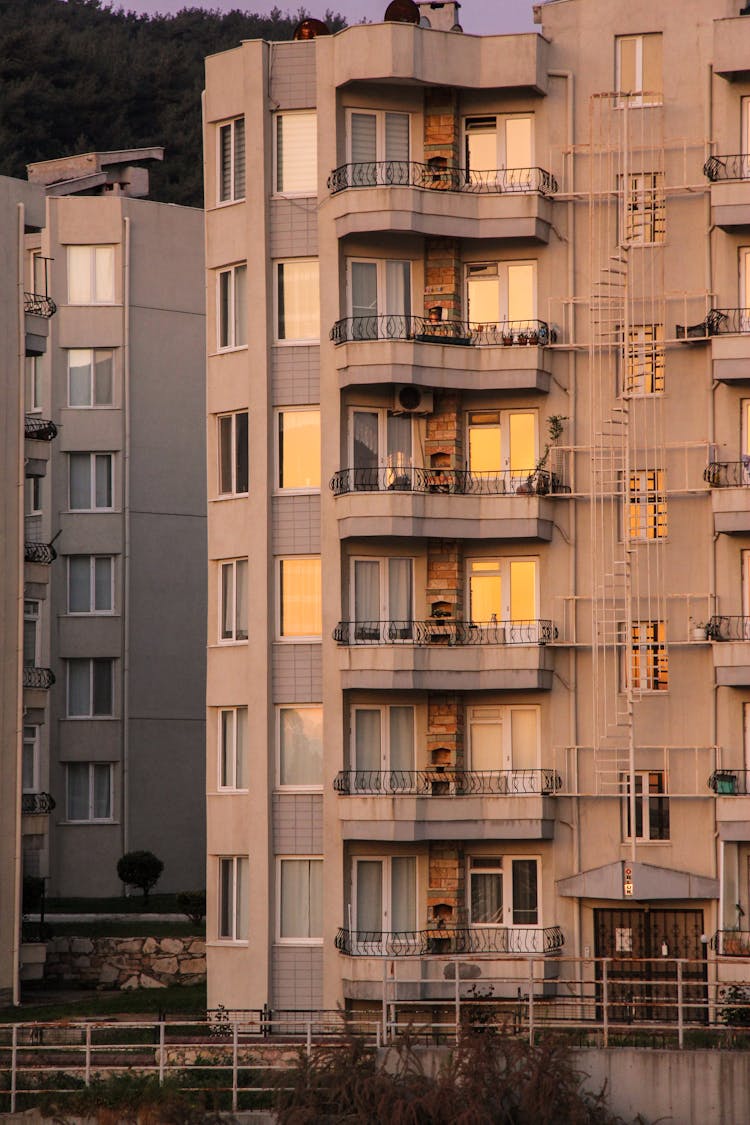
[21, 792, 56, 815]
[24, 540, 57, 565]
[22, 667, 55, 690]
[24, 291, 56, 357]
[24, 416, 58, 442]
[704, 155, 750, 230]
[335, 768, 560, 796]
[333, 619, 555, 691]
[332, 315, 554, 394]
[326, 162, 557, 241]
[692, 308, 750, 383]
[335, 925, 564, 957]
[704, 460, 750, 533]
[330, 467, 566, 541]
[708, 770, 750, 837]
[711, 931, 750, 957]
[713, 15, 750, 80]
[708, 616, 750, 686]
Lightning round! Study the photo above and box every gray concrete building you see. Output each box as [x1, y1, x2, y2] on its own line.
[203, 0, 750, 1019]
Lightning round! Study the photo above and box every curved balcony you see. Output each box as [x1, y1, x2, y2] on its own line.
[334, 768, 561, 796]
[334, 619, 554, 646]
[704, 157, 750, 230]
[24, 292, 57, 318]
[709, 615, 750, 641]
[24, 416, 58, 441]
[331, 466, 564, 498]
[335, 925, 564, 957]
[328, 162, 558, 196]
[704, 461, 750, 533]
[22, 792, 56, 815]
[708, 616, 750, 688]
[24, 541, 57, 565]
[331, 314, 554, 348]
[680, 308, 750, 382]
[22, 667, 55, 690]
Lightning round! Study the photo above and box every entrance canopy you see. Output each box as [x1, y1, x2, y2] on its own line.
[556, 860, 718, 901]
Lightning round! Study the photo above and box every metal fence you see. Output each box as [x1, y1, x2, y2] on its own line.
[703, 154, 750, 182]
[330, 466, 567, 497]
[704, 460, 750, 487]
[327, 160, 558, 195]
[707, 615, 750, 641]
[332, 618, 555, 645]
[330, 314, 555, 346]
[333, 767, 561, 796]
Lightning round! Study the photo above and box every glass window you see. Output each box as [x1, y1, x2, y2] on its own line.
[275, 112, 317, 194]
[219, 708, 248, 790]
[68, 556, 114, 614]
[469, 856, 539, 926]
[25, 476, 42, 516]
[26, 356, 42, 412]
[352, 705, 415, 776]
[278, 706, 323, 787]
[279, 858, 323, 940]
[277, 409, 320, 490]
[67, 349, 114, 408]
[348, 110, 410, 168]
[22, 726, 38, 793]
[349, 408, 414, 490]
[628, 469, 667, 540]
[351, 557, 413, 641]
[66, 762, 113, 821]
[348, 258, 411, 337]
[616, 33, 662, 107]
[467, 558, 538, 625]
[467, 705, 539, 776]
[23, 600, 39, 668]
[623, 771, 670, 840]
[279, 557, 322, 639]
[218, 264, 247, 349]
[622, 172, 665, 245]
[218, 411, 249, 496]
[624, 324, 664, 395]
[219, 559, 248, 642]
[69, 453, 113, 511]
[354, 856, 416, 935]
[218, 856, 249, 939]
[218, 117, 246, 203]
[67, 246, 115, 304]
[466, 261, 536, 326]
[467, 410, 537, 487]
[465, 115, 534, 187]
[66, 658, 114, 717]
[276, 260, 320, 342]
[629, 620, 668, 692]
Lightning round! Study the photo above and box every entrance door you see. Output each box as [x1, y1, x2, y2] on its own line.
[593, 908, 707, 1023]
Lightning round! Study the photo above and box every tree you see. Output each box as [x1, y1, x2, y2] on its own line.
[117, 850, 164, 899]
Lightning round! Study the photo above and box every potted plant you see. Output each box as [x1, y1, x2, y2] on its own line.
[517, 330, 529, 346]
[528, 329, 539, 345]
[521, 414, 567, 495]
[690, 620, 709, 642]
[712, 769, 739, 795]
[502, 330, 514, 346]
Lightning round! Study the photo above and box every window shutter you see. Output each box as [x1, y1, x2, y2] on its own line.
[351, 113, 377, 164]
[220, 124, 231, 201]
[385, 113, 409, 163]
[233, 118, 245, 199]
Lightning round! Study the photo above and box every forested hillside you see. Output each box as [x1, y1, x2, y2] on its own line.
[0, 0, 344, 206]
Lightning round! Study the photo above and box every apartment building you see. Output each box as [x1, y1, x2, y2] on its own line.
[204, 0, 750, 1017]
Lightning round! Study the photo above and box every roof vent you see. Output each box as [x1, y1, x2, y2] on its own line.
[385, 0, 420, 24]
[292, 17, 331, 39]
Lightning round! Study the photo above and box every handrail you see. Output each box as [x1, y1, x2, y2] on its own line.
[327, 160, 559, 196]
[330, 314, 555, 347]
[710, 930, 750, 955]
[24, 415, 58, 441]
[335, 925, 565, 956]
[334, 768, 561, 795]
[704, 461, 750, 488]
[330, 466, 568, 497]
[22, 667, 55, 689]
[24, 291, 57, 318]
[703, 154, 750, 182]
[707, 616, 750, 642]
[333, 619, 555, 645]
[24, 541, 57, 565]
[21, 792, 56, 815]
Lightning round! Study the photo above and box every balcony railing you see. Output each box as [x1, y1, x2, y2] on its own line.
[22, 667, 55, 689]
[330, 466, 567, 497]
[24, 540, 57, 564]
[330, 314, 555, 347]
[704, 461, 750, 488]
[24, 291, 57, 318]
[333, 619, 555, 646]
[704, 154, 750, 182]
[335, 925, 564, 957]
[21, 792, 56, 815]
[334, 768, 561, 796]
[710, 930, 750, 956]
[675, 308, 731, 340]
[708, 769, 750, 795]
[327, 160, 559, 196]
[707, 615, 750, 641]
[24, 415, 57, 441]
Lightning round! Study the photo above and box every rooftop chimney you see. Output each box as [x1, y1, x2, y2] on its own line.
[27, 148, 164, 198]
[416, 1, 463, 31]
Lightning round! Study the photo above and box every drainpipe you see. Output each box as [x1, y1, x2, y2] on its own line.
[13, 204, 26, 1005]
[121, 216, 131, 865]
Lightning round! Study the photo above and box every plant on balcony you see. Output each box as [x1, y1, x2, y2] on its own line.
[520, 414, 567, 495]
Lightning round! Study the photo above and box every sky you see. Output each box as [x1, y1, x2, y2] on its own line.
[122, 0, 537, 35]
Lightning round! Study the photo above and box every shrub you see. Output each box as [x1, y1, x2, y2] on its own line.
[116, 850, 164, 900]
[177, 890, 206, 925]
[22, 875, 45, 915]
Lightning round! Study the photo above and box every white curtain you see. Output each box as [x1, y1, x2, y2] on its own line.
[94, 247, 115, 303]
[387, 414, 412, 466]
[69, 556, 90, 613]
[280, 707, 322, 786]
[94, 556, 112, 612]
[93, 764, 111, 819]
[385, 260, 410, 318]
[276, 113, 316, 194]
[471, 872, 503, 924]
[278, 261, 319, 341]
[388, 558, 413, 622]
[281, 859, 321, 938]
[69, 454, 90, 509]
[355, 709, 381, 772]
[67, 247, 90, 303]
[67, 763, 89, 820]
[391, 857, 416, 931]
[351, 262, 378, 319]
[280, 558, 321, 637]
[67, 659, 90, 717]
[353, 411, 379, 469]
[356, 860, 383, 932]
[389, 707, 414, 771]
[354, 560, 380, 623]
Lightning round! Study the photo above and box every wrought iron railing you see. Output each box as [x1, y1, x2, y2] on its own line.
[330, 466, 567, 497]
[704, 461, 750, 488]
[707, 615, 750, 641]
[675, 309, 730, 340]
[22, 666, 55, 689]
[708, 769, 750, 795]
[327, 160, 559, 196]
[333, 619, 555, 645]
[24, 415, 57, 441]
[330, 314, 555, 347]
[710, 930, 750, 956]
[24, 291, 57, 318]
[24, 540, 57, 564]
[334, 768, 561, 796]
[703, 154, 750, 182]
[22, 791, 56, 814]
[21, 920, 52, 943]
[335, 925, 564, 957]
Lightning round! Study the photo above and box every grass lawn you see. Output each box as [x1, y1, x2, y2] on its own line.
[0, 983, 207, 1023]
[44, 893, 189, 914]
[49, 921, 204, 938]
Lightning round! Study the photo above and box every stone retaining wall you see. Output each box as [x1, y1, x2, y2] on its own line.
[44, 935, 206, 990]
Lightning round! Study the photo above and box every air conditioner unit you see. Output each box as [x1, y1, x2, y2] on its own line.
[392, 385, 434, 415]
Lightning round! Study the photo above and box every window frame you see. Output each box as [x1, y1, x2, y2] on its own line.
[350, 703, 416, 774]
[274, 259, 321, 345]
[26, 356, 42, 413]
[466, 705, 541, 775]
[615, 33, 663, 108]
[277, 856, 324, 944]
[346, 256, 414, 323]
[349, 555, 415, 641]
[620, 172, 665, 246]
[465, 260, 537, 325]
[623, 324, 665, 395]
[622, 770, 670, 841]
[66, 348, 115, 409]
[467, 854, 541, 928]
[68, 453, 114, 512]
[23, 599, 40, 668]
[66, 658, 115, 719]
[67, 555, 115, 616]
[626, 468, 667, 541]
[217, 117, 246, 205]
[347, 406, 416, 480]
[22, 725, 39, 794]
[275, 407, 321, 494]
[216, 263, 247, 352]
[465, 556, 540, 626]
[67, 245, 116, 305]
[277, 556, 322, 642]
[217, 410, 249, 497]
[273, 110, 318, 197]
[627, 620, 669, 693]
[463, 114, 535, 179]
[351, 854, 418, 939]
[25, 476, 42, 516]
[65, 762, 114, 823]
[217, 855, 249, 941]
[276, 704, 324, 791]
[345, 108, 411, 166]
[466, 408, 539, 485]
[218, 558, 249, 644]
[218, 707, 248, 792]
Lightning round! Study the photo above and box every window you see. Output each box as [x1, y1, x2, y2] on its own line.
[353, 856, 416, 936]
[616, 33, 662, 107]
[278, 705, 323, 787]
[467, 706, 539, 778]
[622, 172, 665, 245]
[219, 708, 248, 790]
[218, 117, 246, 203]
[67, 658, 114, 717]
[467, 557, 538, 626]
[275, 112, 317, 195]
[629, 620, 668, 692]
[66, 762, 113, 821]
[465, 115, 534, 185]
[351, 557, 413, 641]
[22, 726, 39, 793]
[349, 408, 414, 489]
[628, 469, 666, 540]
[622, 771, 670, 840]
[30, 251, 49, 297]
[218, 265, 247, 349]
[466, 261, 535, 326]
[469, 855, 539, 926]
[352, 705, 415, 777]
[624, 324, 664, 395]
[69, 453, 113, 511]
[25, 476, 41, 516]
[67, 246, 115, 304]
[279, 858, 323, 941]
[26, 357, 42, 412]
[218, 411, 249, 495]
[219, 559, 248, 642]
[347, 109, 410, 175]
[277, 409, 321, 490]
[276, 260, 320, 342]
[68, 556, 114, 614]
[23, 601, 39, 668]
[347, 258, 411, 337]
[467, 410, 537, 487]
[278, 557, 322, 639]
[67, 349, 113, 408]
[218, 856, 249, 940]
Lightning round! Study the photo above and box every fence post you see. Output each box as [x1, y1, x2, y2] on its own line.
[10, 1025, 17, 1114]
[455, 964, 460, 1043]
[306, 1021, 312, 1057]
[159, 1020, 165, 1084]
[382, 958, 388, 1046]
[602, 959, 609, 1048]
[528, 959, 535, 1046]
[232, 1020, 239, 1114]
[677, 960, 684, 1049]
[85, 1023, 92, 1086]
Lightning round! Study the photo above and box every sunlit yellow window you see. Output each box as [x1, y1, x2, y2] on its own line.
[625, 324, 664, 395]
[468, 558, 538, 623]
[466, 261, 536, 327]
[629, 620, 668, 692]
[622, 173, 665, 245]
[278, 409, 321, 490]
[279, 557, 322, 638]
[616, 34, 662, 107]
[628, 469, 666, 540]
[468, 411, 537, 485]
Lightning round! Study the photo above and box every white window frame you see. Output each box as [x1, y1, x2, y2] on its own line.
[218, 855, 249, 941]
[621, 770, 670, 841]
[627, 620, 668, 693]
[276, 704, 324, 791]
[349, 555, 415, 642]
[463, 114, 535, 181]
[26, 356, 42, 413]
[275, 407, 321, 494]
[621, 172, 665, 246]
[623, 324, 665, 395]
[22, 725, 39, 794]
[350, 704, 416, 773]
[467, 854, 541, 929]
[68, 453, 114, 512]
[466, 705, 541, 776]
[273, 111, 317, 197]
[350, 855, 418, 939]
[465, 260, 537, 325]
[66, 348, 114, 409]
[217, 264, 247, 352]
[276, 556, 322, 642]
[67, 245, 116, 305]
[346, 257, 413, 321]
[67, 555, 115, 616]
[347, 407, 416, 478]
[218, 707, 248, 791]
[466, 408, 539, 486]
[66, 658, 115, 719]
[217, 117, 246, 205]
[615, 33, 662, 108]
[217, 410, 249, 497]
[465, 556, 540, 626]
[25, 476, 42, 516]
[23, 600, 40, 668]
[274, 259, 320, 345]
[345, 108, 411, 165]
[276, 856, 324, 944]
[218, 559, 248, 644]
[626, 469, 667, 541]
[65, 762, 114, 823]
